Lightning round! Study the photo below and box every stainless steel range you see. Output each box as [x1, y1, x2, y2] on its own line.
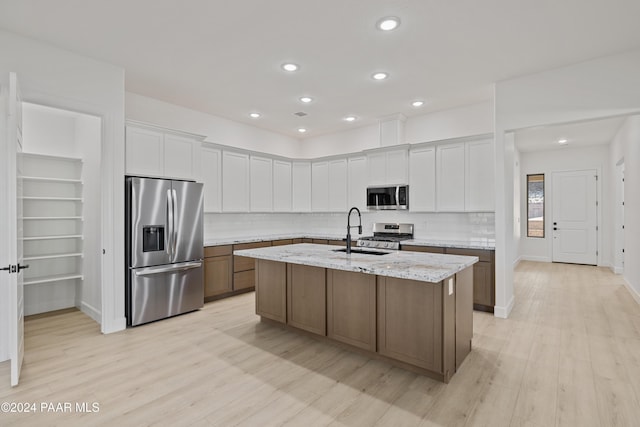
[357, 223, 414, 250]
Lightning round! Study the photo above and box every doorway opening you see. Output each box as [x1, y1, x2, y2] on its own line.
[21, 103, 102, 322]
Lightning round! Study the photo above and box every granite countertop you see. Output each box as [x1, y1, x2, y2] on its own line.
[205, 234, 495, 250]
[402, 238, 495, 250]
[204, 233, 349, 246]
[233, 243, 478, 283]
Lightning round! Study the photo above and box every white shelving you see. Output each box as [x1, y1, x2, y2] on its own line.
[20, 152, 84, 291]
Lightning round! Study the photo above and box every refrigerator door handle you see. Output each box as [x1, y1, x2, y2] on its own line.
[172, 188, 178, 257]
[166, 189, 174, 257]
[134, 261, 203, 276]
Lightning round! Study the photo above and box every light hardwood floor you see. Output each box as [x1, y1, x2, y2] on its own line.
[1, 261, 640, 426]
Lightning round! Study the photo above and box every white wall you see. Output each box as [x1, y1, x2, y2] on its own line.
[494, 48, 640, 318]
[518, 145, 611, 265]
[609, 115, 640, 303]
[405, 102, 494, 144]
[126, 92, 301, 158]
[0, 29, 126, 339]
[300, 102, 494, 158]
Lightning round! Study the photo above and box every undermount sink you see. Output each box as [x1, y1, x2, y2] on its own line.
[333, 248, 391, 256]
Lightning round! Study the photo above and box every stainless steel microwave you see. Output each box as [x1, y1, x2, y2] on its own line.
[366, 185, 409, 210]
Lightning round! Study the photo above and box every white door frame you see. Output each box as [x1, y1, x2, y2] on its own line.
[614, 159, 625, 274]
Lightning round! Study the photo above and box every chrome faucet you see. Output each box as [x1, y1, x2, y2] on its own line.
[346, 207, 362, 254]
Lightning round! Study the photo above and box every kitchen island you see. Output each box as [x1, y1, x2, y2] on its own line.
[234, 243, 478, 383]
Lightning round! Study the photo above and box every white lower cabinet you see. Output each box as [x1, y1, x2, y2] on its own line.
[292, 161, 311, 212]
[222, 151, 250, 212]
[409, 146, 436, 211]
[250, 155, 273, 212]
[273, 160, 292, 212]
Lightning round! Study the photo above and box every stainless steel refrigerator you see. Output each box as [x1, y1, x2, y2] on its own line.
[125, 177, 204, 326]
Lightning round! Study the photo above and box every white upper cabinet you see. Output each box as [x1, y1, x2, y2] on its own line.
[164, 134, 201, 181]
[222, 151, 250, 212]
[409, 146, 436, 212]
[125, 126, 164, 177]
[125, 124, 202, 181]
[311, 161, 329, 211]
[250, 155, 273, 212]
[273, 160, 292, 212]
[328, 158, 348, 212]
[366, 148, 408, 186]
[465, 139, 494, 211]
[436, 143, 465, 212]
[348, 156, 367, 210]
[386, 149, 409, 184]
[201, 146, 221, 212]
[292, 161, 311, 212]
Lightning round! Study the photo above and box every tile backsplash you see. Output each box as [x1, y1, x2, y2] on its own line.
[204, 211, 494, 241]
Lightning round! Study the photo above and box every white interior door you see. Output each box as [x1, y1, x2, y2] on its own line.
[1, 72, 25, 386]
[552, 169, 597, 265]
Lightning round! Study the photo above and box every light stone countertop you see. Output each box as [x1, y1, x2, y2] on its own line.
[204, 234, 495, 250]
[234, 243, 478, 283]
[204, 233, 349, 246]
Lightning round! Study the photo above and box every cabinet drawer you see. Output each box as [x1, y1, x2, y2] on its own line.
[328, 239, 344, 246]
[292, 238, 303, 244]
[233, 241, 271, 272]
[312, 239, 328, 244]
[401, 245, 444, 254]
[234, 270, 256, 290]
[204, 245, 232, 258]
[302, 238, 313, 243]
[272, 239, 294, 246]
[445, 247, 492, 262]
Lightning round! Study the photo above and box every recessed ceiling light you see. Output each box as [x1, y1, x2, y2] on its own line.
[377, 17, 400, 31]
[249, 112, 261, 119]
[557, 138, 568, 145]
[297, 127, 307, 133]
[282, 63, 299, 72]
[343, 116, 357, 122]
[372, 72, 388, 80]
[412, 100, 425, 107]
[299, 96, 313, 103]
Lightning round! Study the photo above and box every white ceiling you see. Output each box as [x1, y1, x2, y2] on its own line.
[1, 0, 640, 139]
[514, 116, 626, 152]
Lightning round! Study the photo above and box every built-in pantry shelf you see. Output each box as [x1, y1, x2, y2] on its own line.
[24, 274, 84, 286]
[24, 252, 83, 261]
[22, 216, 83, 220]
[22, 234, 83, 241]
[22, 176, 83, 184]
[21, 152, 84, 292]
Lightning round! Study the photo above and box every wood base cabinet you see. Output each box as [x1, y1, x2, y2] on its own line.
[204, 246, 232, 301]
[444, 247, 494, 312]
[233, 241, 271, 290]
[255, 260, 287, 323]
[377, 276, 444, 373]
[327, 270, 376, 351]
[287, 264, 326, 335]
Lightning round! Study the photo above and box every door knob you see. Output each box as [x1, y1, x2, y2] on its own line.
[17, 264, 29, 273]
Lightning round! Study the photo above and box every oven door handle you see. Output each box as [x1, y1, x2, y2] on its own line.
[134, 261, 202, 276]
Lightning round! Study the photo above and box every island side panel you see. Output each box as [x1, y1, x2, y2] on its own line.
[442, 276, 456, 383]
[255, 259, 287, 323]
[455, 266, 474, 369]
[287, 264, 327, 335]
[377, 276, 443, 374]
[327, 270, 376, 352]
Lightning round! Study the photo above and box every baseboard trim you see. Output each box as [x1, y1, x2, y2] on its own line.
[623, 278, 640, 307]
[494, 295, 514, 319]
[612, 266, 624, 274]
[513, 256, 522, 268]
[81, 301, 102, 324]
[520, 255, 552, 263]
